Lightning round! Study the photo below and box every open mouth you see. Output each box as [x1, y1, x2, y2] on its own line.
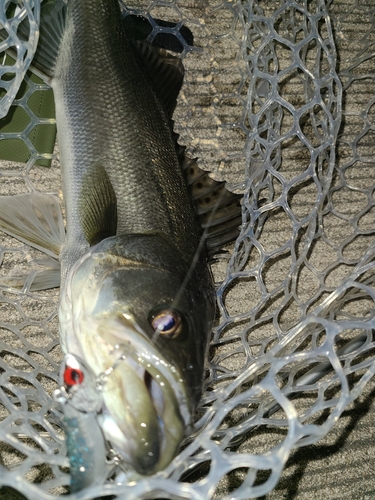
[98, 364, 167, 472]
[90, 319, 192, 474]
[101, 314, 192, 421]
[60, 275, 193, 476]
[59, 245, 194, 475]
[144, 369, 165, 420]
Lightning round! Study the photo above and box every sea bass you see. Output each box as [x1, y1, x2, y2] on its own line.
[0, 0, 241, 488]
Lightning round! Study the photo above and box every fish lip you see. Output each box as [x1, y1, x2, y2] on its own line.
[98, 313, 192, 428]
[96, 315, 192, 473]
[59, 319, 191, 474]
[65, 311, 191, 473]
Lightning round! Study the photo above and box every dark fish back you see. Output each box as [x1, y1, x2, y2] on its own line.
[53, 0, 201, 266]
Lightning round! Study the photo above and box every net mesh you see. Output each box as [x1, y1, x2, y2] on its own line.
[0, 0, 375, 498]
[0, 0, 40, 119]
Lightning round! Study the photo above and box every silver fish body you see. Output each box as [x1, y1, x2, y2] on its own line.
[52, 0, 215, 476]
[53, 0, 200, 280]
[0, 0, 242, 483]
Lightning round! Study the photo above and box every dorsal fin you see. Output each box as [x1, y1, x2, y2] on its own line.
[122, 14, 194, 54]
[79, 165, 117, 246]
[133, 42, 184, 119]
[122, 17, 242, 253]
[177, 144, 242, 255]
[15, 0, 67, 81]
[122, 13, 194, 118]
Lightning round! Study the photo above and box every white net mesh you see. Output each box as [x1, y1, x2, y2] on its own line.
[0, 0, 375, 498]
[0, 0, 40, 119]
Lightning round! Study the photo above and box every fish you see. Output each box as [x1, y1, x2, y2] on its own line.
[0, 0, 242, 489]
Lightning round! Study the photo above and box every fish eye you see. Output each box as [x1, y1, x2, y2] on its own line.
[150, 309, 182, 338]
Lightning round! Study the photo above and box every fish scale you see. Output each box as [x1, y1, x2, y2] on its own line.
[54, 0, 200, 282]
[0, 0, 242, 488]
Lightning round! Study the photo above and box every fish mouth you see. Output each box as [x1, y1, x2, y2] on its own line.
[87, 315, 191, 475]
[59, 252, 192, 475]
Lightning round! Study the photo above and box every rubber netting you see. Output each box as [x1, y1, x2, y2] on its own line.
[0, 1, 40, 120]
[0, 0, 375, 498]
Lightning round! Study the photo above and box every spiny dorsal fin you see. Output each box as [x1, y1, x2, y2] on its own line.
[124, 13, 242, 254]
[122, 14, 194, 54]
[33, 0, 67, 79]
[132, 41, 184, 120]
[79, 164, 117, 246]
[180, 156, 242, 256]
[7, 0, 67, 81]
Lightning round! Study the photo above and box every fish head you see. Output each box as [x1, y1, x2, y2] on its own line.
[58, 233, 215, 475]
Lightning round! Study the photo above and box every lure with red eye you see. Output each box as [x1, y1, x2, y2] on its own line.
[64, 366, 84, 386]
[55, 355, 108, 492]
[63, 356, 85, 386]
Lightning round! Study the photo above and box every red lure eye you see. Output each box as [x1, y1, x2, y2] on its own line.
[64, 366, 84, 386]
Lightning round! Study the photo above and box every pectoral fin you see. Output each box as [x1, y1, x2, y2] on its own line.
[79, 164, 117, 246]
[0, 193, 65, 258]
